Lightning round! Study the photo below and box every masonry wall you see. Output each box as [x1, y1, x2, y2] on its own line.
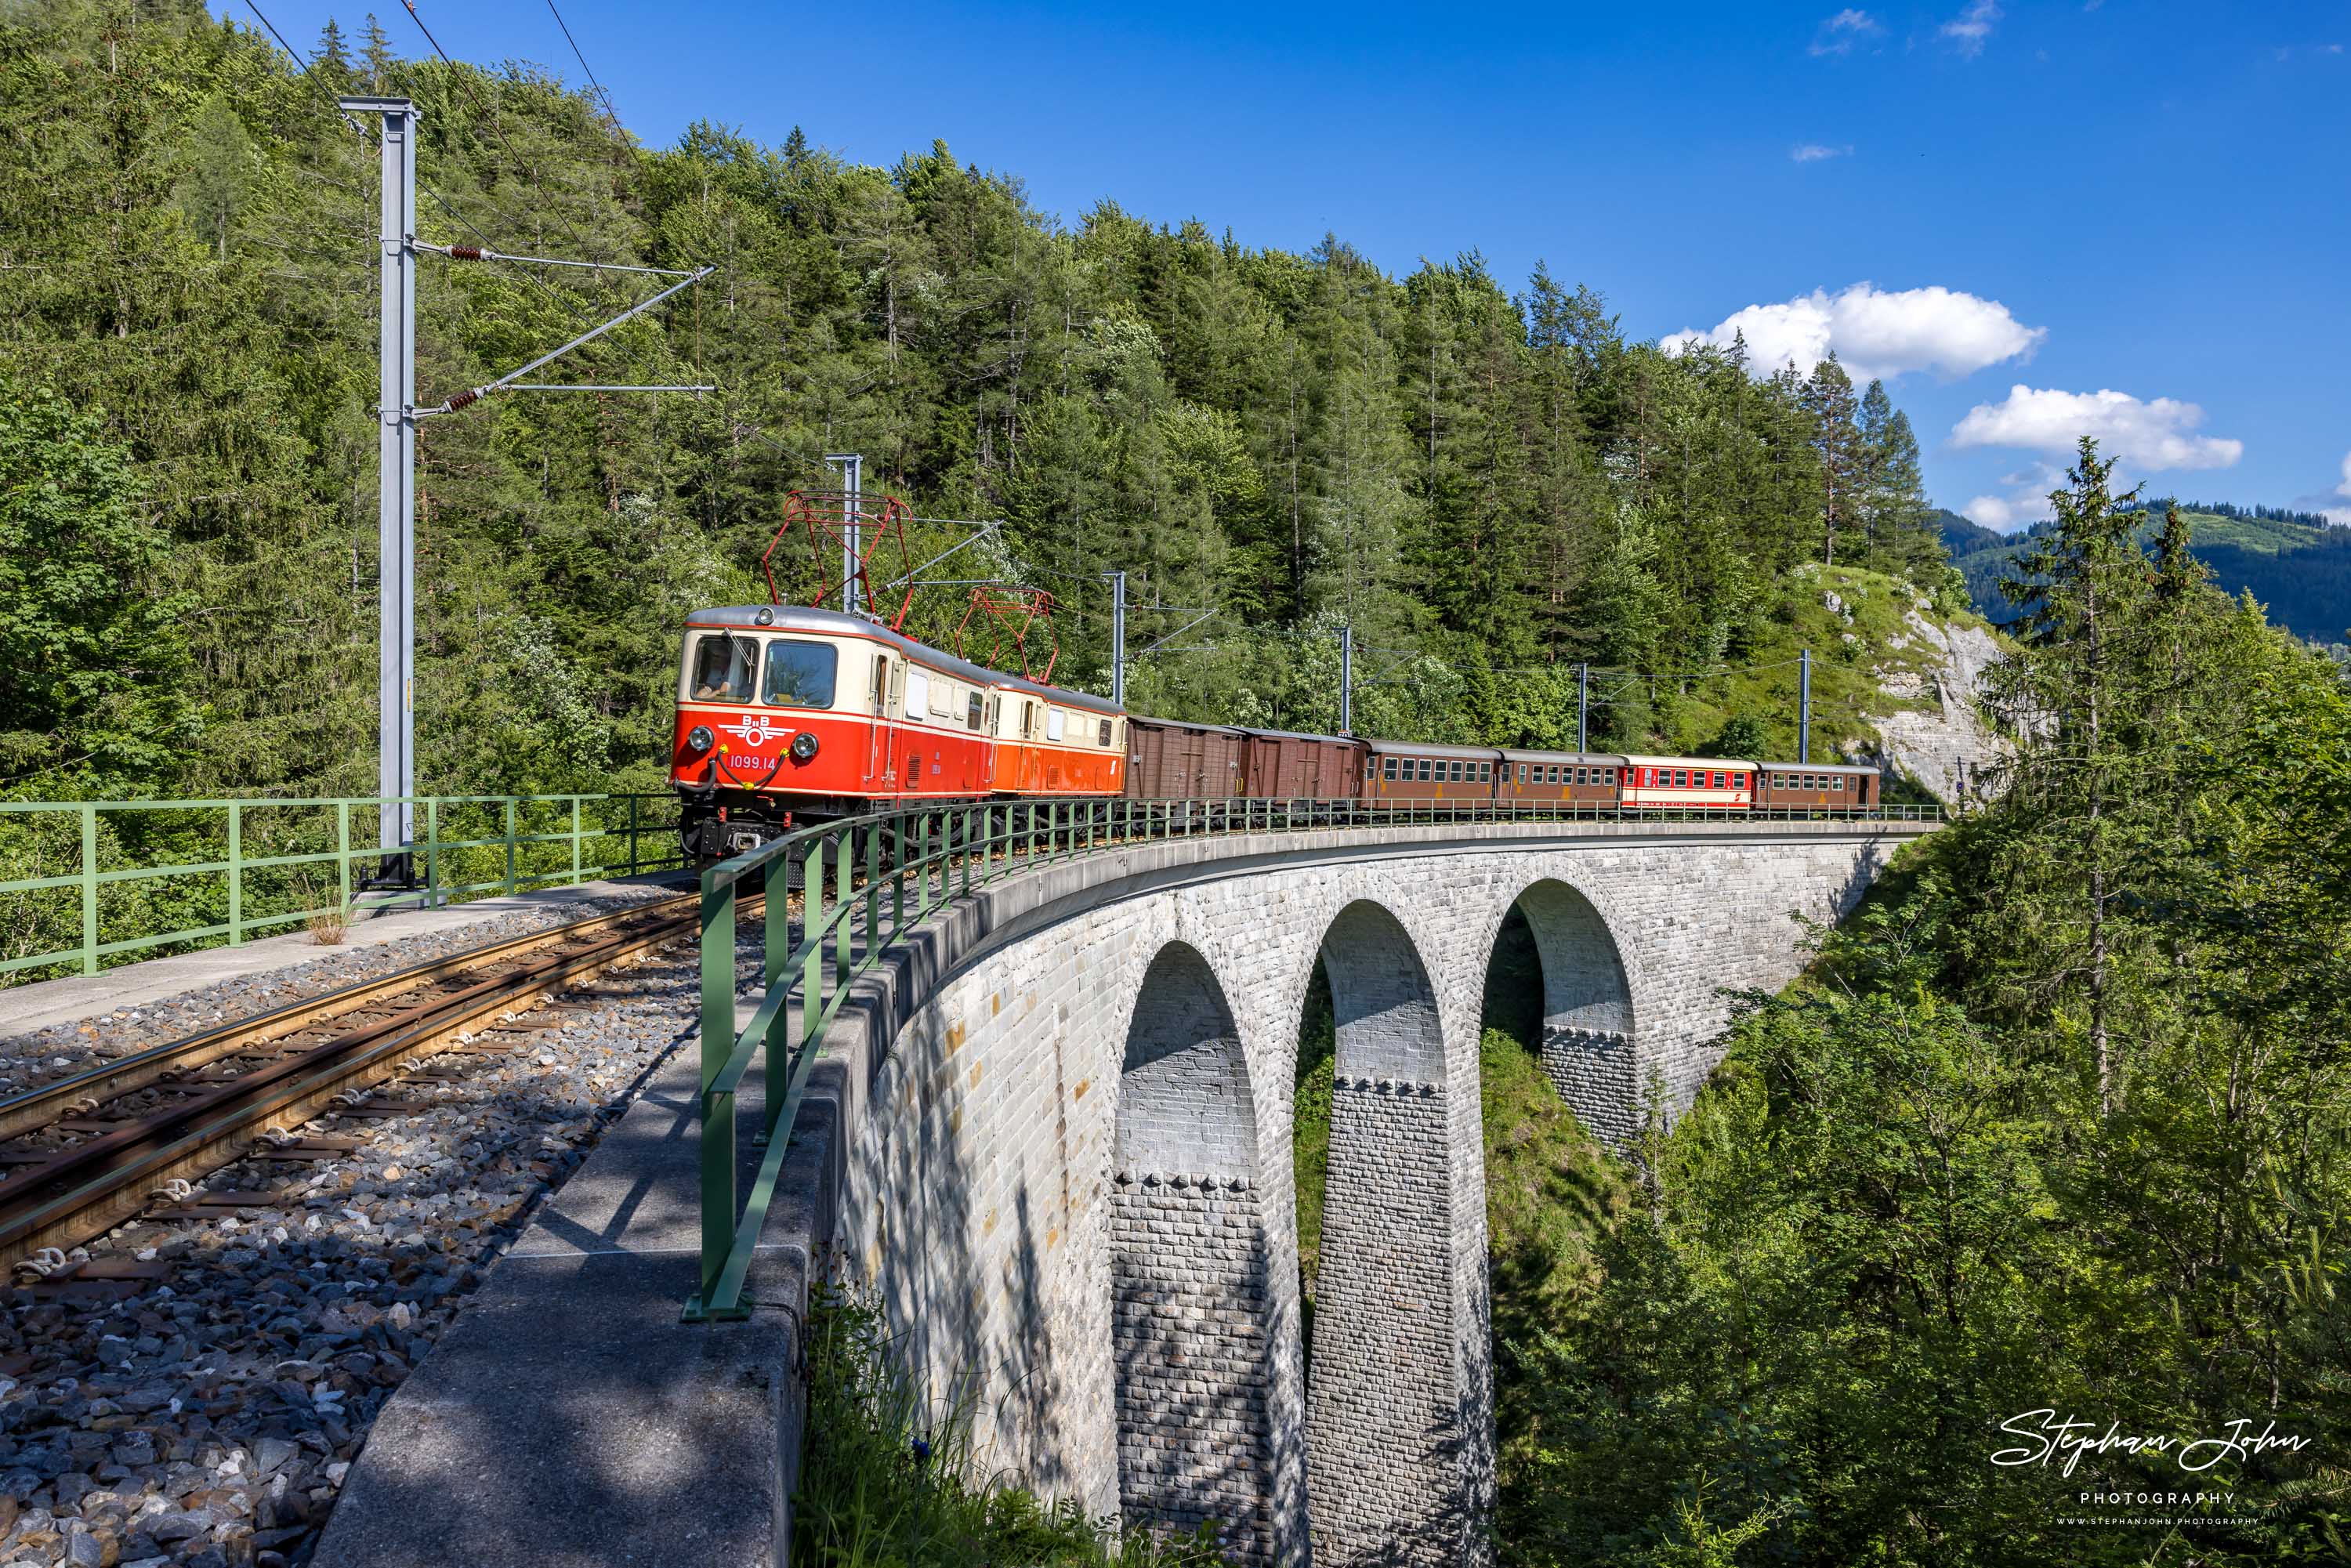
[827, 824, 1907, 1562]
[1538, 1029, 1636, 1143]
[1307, 1080, 1458, 1566]
[1110, 1179, 1277, 1560]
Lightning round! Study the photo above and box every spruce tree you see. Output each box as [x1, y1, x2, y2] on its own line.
[1802, 356, 1859, 566]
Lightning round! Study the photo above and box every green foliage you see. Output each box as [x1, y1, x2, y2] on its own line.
[1489, 444, 2351, 1564]
[1947, 500, 2351, 646]
[0, 2, 1958, 811]
[0, 374, 197, 792]
[795, 1281, 1224, 1566]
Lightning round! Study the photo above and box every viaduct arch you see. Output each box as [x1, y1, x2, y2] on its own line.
[824, 820, 1916, 1563]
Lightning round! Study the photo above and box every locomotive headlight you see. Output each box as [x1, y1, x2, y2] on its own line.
[790, 730, 820, 762]
[686, 725, 714, 756]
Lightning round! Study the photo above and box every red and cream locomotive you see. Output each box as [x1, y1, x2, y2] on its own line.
[672, 604, 1125, 860]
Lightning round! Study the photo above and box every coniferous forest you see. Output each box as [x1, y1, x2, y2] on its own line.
[2, 6, 2346, 1568]
[0, 1, 1954, 810]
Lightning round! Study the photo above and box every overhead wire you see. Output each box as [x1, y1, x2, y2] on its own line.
[504, 1, 835, 480]
[544, 0, 621, 132]
[242, 0, 602, 339]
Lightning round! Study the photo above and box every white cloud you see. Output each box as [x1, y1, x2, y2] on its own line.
[1951, 386, 2244, 472]
[1962, 495, 2018, 530]
[1791, 143, 1854, 162]
[1940, 0, 2003, 57]
[2327, 449, 2351, 526]
[1809, 9, 1882, 55]
[1658, 281, 2045, 384]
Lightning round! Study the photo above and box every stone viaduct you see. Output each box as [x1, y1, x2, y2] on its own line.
[798, 816, 1929, 1566]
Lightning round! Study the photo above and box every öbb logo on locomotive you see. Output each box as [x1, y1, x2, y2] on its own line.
[668, 601, 1880, 862]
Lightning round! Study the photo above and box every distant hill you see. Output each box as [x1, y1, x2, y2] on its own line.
[1940, 505, 2351, 644]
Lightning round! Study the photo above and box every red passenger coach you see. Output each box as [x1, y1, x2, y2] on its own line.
[1619, 755, 1756, 811]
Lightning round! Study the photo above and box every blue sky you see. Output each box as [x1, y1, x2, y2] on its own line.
[223, 1, 2350, 531]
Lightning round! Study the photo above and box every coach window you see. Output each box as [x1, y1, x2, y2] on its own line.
[1382, 757, 1397, 780]
[690, 633, 757, 703]
[1712, 771, 1724, 788]
[760, 639, 838, 708]
[1833, 776, 1845, 791]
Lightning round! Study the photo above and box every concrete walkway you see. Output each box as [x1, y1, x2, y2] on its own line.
[310, 982, 823, 1568]
[0, 874, 694, 1039]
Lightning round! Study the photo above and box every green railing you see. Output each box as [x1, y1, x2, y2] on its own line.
[685, 794, 1943, 1320]
[0, 793, 685, 985]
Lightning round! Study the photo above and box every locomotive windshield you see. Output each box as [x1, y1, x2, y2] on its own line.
[761, 639, 838, 708]
[689, 633, 755, 702]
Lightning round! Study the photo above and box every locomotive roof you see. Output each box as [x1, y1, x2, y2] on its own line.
[1366, 738, 1504, 759]
[684, 605, 1121, 715]
[1621, 753, 1762, 770]
[1498, 748, 1628, 766]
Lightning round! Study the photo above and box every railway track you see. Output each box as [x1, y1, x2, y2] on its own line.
[0, 892, 752, 1279]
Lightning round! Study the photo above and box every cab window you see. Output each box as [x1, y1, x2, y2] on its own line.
[690, 632, 757, 703]
[1047, 708, 1067, 742]
[1098, 719, 1112, 746]
[968, 692, 985, 731]
[759, 639, 836, 708]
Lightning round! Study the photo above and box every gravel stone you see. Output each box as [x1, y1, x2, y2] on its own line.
[0, 915, 755, 1566]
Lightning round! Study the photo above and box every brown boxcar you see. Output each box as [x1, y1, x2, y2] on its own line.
[1124, 715, 1248, 799]
[1498, 750, 1626, 808]
[1755, 761, 1879, 813]
[1362, 741, 1505, 805]
[1242, 729, 1366, 798]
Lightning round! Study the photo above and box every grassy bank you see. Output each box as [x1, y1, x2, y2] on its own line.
[792, 1284, 1224, 1566]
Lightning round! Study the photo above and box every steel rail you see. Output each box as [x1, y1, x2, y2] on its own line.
[0, 893, 700, 1144]
[0, 893, 750, 1271]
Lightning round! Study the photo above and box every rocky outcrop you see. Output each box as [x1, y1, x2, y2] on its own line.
[1870, 608, 2008, 803]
